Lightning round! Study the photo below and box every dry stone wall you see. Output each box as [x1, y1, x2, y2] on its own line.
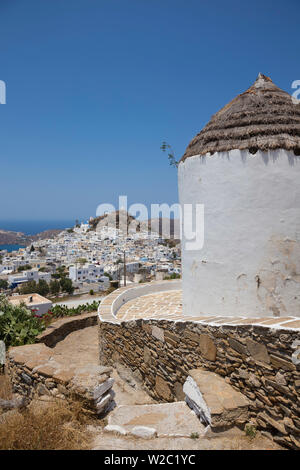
[98, 314, 300, 449]
[37, 312, 97, 347]
[7, 312, 115, 415]
[8, 348, 114, 415]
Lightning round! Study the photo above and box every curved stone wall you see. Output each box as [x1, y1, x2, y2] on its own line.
[37, 312, 97, 347]
[98, 280, 181, 321]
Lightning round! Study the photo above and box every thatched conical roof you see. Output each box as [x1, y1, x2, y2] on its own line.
[181, 74, 300, 162]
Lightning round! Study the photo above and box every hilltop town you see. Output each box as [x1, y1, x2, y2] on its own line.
[0, 212, 181, 298]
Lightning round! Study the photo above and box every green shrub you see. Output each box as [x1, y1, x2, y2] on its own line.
[0, 280, 8, 290]
[17, 265, 32, 272]
[19, 280, 37, 295]
[59, 278, 74, 294]
[50, 280, 60, 295]
[0, 295, 45, 347]
[50, 300, 101, 319]
[0, 295, 101, 348]
[37, 279, 50, 296]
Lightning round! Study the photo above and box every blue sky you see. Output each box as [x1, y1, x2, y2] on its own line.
[0, 0, 299, 221]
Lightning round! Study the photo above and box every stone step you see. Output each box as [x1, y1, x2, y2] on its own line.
[104, 401, 205, 438]
[183, 369, 249, 431]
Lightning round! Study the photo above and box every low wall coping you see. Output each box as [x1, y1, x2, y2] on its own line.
[37, 312, 98, 347]
[98, 282, 300, 332]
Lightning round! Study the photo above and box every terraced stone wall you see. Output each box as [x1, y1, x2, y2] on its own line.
[98, 316, 300, 449]
[7, 312, 114, 415]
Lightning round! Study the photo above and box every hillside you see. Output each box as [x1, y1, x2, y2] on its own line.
[0, 228, 62, 247]
[89, 211, 180, 239]
[89, 210, 140, 232]
[0, 229, 28, 245]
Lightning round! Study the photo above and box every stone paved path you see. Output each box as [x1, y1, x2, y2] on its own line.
[113, 288, 300, 329]
[106, 402, 205, 437]
[46, 326, 153, 406]
[117, 290, 182, 320]
[92, 426, 282, 450]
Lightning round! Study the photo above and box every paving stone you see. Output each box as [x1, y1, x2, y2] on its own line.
[280, 320, 300, 329]
[116, 291, 182, 320]
[107, 402, 205, 437]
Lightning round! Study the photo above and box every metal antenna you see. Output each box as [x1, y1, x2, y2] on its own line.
[123, 250, 126, 287]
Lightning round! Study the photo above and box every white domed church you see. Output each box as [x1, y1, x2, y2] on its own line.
[179, 74, 300, 318]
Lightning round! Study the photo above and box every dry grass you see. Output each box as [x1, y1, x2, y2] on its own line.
[0, 397, 96, 450]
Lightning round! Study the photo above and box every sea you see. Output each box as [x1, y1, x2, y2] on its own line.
[0, 244, 26, 253]
[0, 219, 77, 252]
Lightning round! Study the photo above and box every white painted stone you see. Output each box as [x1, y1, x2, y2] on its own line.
[95, 388, 115, 406]
[95, 392, 112, 414]
[104, 424, 127, 436]
[93, 377, 114, 400]
[184, 371, 249, 430]
[183, 376, 211, 425]
[178, 149, 300, 317]
[131, 426, 157, 439]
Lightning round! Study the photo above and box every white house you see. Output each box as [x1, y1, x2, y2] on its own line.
[178, 74, 300, 318]
[125, 261, 140, 273]
[74, 222, 90, 234]
[8, 269, 51, 288]
[38, 272, 51, 283]
[69, 263, 104, 282]
[8, 293, 52, 317]
[0, 264, 14, 274]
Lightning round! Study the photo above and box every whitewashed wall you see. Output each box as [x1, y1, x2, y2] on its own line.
[178, 149, 300, 318]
